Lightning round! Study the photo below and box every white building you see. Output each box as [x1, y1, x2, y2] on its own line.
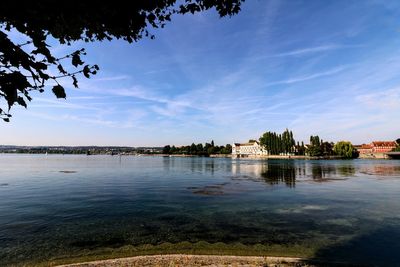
[232, 140, 268, 157]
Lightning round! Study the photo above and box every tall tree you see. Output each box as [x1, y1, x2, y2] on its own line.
[307, 135, 322, 157]
[190, 143, 197, 155]
[259, 129, 296, 155]
[0, 1, 244, 121]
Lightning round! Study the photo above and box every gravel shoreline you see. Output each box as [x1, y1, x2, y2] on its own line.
[57, 254, 311, 267]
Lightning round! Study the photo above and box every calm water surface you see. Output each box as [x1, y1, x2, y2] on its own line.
[1, 155, 400, 266]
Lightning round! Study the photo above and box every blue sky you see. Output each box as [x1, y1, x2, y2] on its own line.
[3, 0, 400, 146]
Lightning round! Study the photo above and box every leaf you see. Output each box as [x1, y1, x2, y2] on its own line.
[3, 118, 10, 122]
[17, 96, 27, 108]
[57, 64, 67, 74]
[72, 53, 84, 67]
[38, 71, 50, 80]
[25, 95, 32, 101]
[3, 84, 18, 108]
[52, 85, 66, 99]
[83, 65, 90, 78]
[72, 75, 78, 88]
[34, 62, 47, 70]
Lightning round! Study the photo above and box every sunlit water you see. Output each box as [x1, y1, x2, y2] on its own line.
[1, 155, 400, 266]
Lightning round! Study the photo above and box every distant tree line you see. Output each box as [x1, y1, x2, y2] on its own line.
[0, 146, 162, 155]
[3, 148, 89, 154]
[162, 140, 232, 156]
[259, 129, 358, 158]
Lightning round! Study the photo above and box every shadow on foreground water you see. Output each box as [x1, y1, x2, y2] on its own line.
[304, 223, 400, 267]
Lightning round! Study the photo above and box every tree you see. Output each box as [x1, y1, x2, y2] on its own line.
[259, 129, 296, 155]
[296, 141, 306, 156]
[162, 141, 232, 156]
[0, 1, 244, 121]
[333, 141, 358, 159]
[306, 145, 322, 157]
[162, 145, 171, 154]
[307, 135, 322, 157]
[259, 131, 273, 154]
[190, 143, 197, 155]
[196, 143, 204, 153]
[310, 135, 321, 147]
[321, 141, 334, 156]
[221, 144, 232, 154]
[392, 140, 400, 152]
[170, 145, 177, 154]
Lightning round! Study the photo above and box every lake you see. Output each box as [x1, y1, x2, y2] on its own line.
[0, 155, 400, 266]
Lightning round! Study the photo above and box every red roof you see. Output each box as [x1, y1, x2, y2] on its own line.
[371, 141, 397, 147]
[360, 144, 373, 149]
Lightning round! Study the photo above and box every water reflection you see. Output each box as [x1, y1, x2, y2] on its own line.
[231, 160, 360, 187]
[162, 157, 220, 176]
[359, 164, 400, 177]
[310, 163, 356, 181]
[337, 165, 356, 176]
[231, 161, 264, 178]
[260, 162, 297, 187]
[205, 160, 215, 175]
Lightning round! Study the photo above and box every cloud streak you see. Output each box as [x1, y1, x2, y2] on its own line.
[271, 44, 363, 57]
[264, 66, 348, 86]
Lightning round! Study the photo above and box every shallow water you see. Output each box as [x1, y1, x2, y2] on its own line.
[0, 155, 400, 266]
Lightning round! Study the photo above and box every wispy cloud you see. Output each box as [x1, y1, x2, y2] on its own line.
[271, 44, 363, 57]
[31, 97, 101, 111]
[91, 75, 131, 82]
[26, 111, 113, 126]
[264, 66, 348, 86]
[356, 88, 400, 109]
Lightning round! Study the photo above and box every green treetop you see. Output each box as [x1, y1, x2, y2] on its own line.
[333, 141, 359, 159]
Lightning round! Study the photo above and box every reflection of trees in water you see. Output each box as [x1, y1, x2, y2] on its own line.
[163, 157, 214, 174]
[310, 163, 355, 180]
[311, 164, 337, 180]
[205, 160, 215, 175]
[259, 161, 357, 186]
[162, 156, 175, 171]
[260, 162, 297, 187]
[337, 165, 356, 176]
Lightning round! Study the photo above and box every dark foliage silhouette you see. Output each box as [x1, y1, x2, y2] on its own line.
[0, 0, 244, 121]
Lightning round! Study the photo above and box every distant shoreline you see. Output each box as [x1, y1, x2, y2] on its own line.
[0, 152, 397, 159]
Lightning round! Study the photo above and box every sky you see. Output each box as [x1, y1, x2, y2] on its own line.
[2, 0, 400, 146]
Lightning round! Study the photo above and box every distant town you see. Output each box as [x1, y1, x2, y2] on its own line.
[231, 129, 400, 159]
[1, 129, 399, 159]
[0, 145, 162, 155]
[232, 139, 400, 159]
